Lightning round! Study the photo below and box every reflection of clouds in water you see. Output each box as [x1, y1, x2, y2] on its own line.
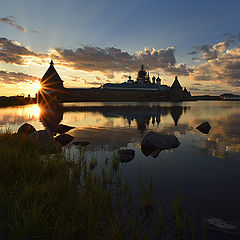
[201, 140, 228, 159]
[0, 104, 40, 126]
[157, 123, 191, 136]
[63, 105, 190, 135]
[69, 123, 191, 152]
[192, 113, 240, 159]
[69, 127, 142, 151]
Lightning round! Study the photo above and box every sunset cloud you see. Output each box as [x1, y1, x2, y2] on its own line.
[50, 46, 194, 76]
[0, 70, 38, 84]
[0, 15, 38, 33]
[191, 46, 240, 87]
[1, 36, 240, 92]
[0, 37, 38, 65]
[188, 33, 239, 61]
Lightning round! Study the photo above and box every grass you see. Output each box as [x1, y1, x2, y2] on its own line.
[0, 131, 201, 240]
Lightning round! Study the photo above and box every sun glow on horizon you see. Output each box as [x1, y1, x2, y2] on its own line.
[33, 81, 41, 92]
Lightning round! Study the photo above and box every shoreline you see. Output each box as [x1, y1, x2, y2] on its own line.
[1, 95, 240, 108]
[0, 96, 36, 107]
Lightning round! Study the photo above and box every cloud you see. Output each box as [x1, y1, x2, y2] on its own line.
[0, 70, 39, 84]
[198, 44, 219, 60]
[82, 79, 102, 86]
[103, 72, 115, 79]
[165, 63, 194, 76]
[50, 46, 193, 76]
[187, 34, 240, 88]
[188, 44, 219, 60]
[0, 37, 38, 64]
[191, 46, 240, 87]
[188, 33, 238, 61]
[192, 83, 202, 86]
[0, 15, 38, 33]
[0, 37, 194, 78]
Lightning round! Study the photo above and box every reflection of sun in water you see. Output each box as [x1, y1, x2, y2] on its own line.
[24, 105, 41, 119]
[33, 105, 41, 118]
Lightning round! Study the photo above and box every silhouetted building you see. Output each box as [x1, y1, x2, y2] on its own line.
[169, 76, 191, 100]
[38, 60, 65, 102]
[137, 65, 148, 83]
[156, 75, 161, 85]
[171, 76, 182, 90]
[152, 76, 156, 84]
[37, 62, 192, 102]
[183, 87, 191, 98]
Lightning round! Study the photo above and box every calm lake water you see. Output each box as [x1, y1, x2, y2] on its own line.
[1, 101, 240, 238]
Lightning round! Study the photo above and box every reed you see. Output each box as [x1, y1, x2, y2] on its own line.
[0, 131, 198, 240]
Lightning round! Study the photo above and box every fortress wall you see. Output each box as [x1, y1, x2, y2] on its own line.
[62, 88, 171, 102]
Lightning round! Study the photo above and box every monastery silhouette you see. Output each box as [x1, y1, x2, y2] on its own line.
[37, 61, 192, 102]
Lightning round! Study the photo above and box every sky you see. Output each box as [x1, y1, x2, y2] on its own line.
[0, 0, 240, 96]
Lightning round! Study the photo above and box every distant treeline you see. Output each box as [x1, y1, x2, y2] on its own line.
[192, 95, 220, 100]
[193, 93, 240, 101]
[0, 96, 36, 107]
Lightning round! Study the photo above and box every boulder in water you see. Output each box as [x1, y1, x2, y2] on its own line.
[55, 124, 75, 134]
[141, 131, 180, 157]
[196, 122, 211, 134]
[17, 123, 36, 135]
[55, 133, 74, 146]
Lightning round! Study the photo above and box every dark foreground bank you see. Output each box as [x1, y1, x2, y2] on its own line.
[0, 131, 201, 240]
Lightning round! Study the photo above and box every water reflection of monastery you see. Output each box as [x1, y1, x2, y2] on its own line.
[38, 61, 192, 102]
[62, 105, 190, 133]
[39, 103, 63, 132]
[39, 103, 189, 135]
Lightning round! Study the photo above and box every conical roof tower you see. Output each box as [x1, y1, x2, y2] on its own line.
[40, 60, 64, 91]
[171, 76, 182, 90]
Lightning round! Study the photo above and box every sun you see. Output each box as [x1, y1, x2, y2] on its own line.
[33, 81, 41, 92]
